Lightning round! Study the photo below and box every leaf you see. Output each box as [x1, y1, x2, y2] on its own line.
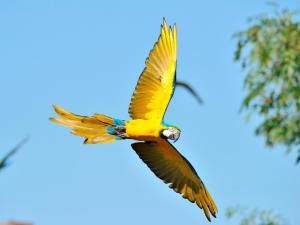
[234, 7, 300, 162]
[0, 137, 29, 172]
[296, 150, 300, 164]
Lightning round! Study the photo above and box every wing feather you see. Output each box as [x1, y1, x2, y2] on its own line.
[129, 19, 177, 121]
[131, 140, 217, 221]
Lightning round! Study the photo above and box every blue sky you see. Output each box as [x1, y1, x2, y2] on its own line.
[1, 1, 299, 224]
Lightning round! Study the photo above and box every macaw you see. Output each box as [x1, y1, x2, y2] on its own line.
[50, 19, 217, 221]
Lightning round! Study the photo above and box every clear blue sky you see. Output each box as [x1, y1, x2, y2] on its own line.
[1, 1, 299, 224]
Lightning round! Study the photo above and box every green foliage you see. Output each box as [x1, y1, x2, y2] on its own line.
[226, 206, 288, 225]
[0, 137, 29, 172]
[234, 8, 300, 162]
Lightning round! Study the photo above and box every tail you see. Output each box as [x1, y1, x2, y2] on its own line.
[50, 105, 126, 144]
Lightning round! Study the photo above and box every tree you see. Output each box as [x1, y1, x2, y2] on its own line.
[0, 138, 31, 225]
[176, 81, 204, 105]
[0, 222, 32, 225]
[234, 8, 300, 163]
[0, 137, 29, 172]
[226, 206, 288, 225]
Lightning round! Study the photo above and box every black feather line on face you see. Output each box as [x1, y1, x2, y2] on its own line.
[159, 129, 169, 139]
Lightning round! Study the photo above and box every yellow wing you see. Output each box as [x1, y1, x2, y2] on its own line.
[129, 19, 177, 121]
[131, 140, 217, 221]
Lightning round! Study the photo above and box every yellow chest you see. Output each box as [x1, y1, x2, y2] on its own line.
[125, 119, 165, 141]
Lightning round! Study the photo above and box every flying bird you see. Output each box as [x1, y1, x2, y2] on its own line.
[50, 19, 217, 221]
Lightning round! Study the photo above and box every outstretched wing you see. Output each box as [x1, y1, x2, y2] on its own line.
[129, 19, 177, 122]
[131, 140, 217, 221]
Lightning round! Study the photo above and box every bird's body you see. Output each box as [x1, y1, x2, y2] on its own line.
[126, 119, 166, 141]
[50, 19, 217, 221]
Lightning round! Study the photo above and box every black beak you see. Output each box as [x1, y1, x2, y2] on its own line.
[173, 133, 180, 143]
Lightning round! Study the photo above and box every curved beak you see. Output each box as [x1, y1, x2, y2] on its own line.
[173, 132, 180, 143]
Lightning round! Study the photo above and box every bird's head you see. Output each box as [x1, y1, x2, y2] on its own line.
[160, 126, 181, 142]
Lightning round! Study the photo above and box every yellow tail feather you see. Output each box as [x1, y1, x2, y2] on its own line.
[50, 105, 123, 144]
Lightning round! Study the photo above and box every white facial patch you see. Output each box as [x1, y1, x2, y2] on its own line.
[162, 129, 173, 138]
